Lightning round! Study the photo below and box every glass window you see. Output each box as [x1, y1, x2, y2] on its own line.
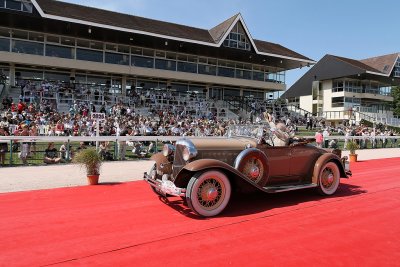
[5, 0, 21, 11]
[224, 88, 240, 98]
[235, 69, 252, 80]
[47, 35, 60, 44]
[253, 71, 264, 81]
[76, 39, 90, 48]
[61, 37, 74, 46]
[0, 38, 10, 51]
[187, 55, 197, 63]
[12, 30, 28, 40]
[222, 22, 251, 51]
[76, 48, 103, 62]
[177, 61, 197, 73]
[131, 55, 154, 68]
[131, 47, 142, 55]
[0, 28, 10, 37]
[331, 97, 344, 108]
[105, 52, 129, 65]
[17, 69, 43, 80]
[45, 44, 74, 59]
[243, 90, 264, 99]
[118, 45, 129, 54]
[75, 74, 86, 84]
[105, 44, 117, 51]
[155, 51, 165, 58]
[89, 41, 103, 50]
[170, 83, 188, 93]
[208, 58, 217, 65]
[12, 40, 43, 55]
[209, 87, 223, 100]
[198, 64, 216, 76]
[142, 49, 154, 57]
[166, 52, 176, 60]
[188, 84, 206, 92]
[198, 57, 207, 64]
[21, 2, 32, 12]
[177, 54, 187, 61]
[86, 75, 107, 85]
[29, 32, 44, 42]
[218, 67, 235, 78]
[0, 0, 4, 8]
[44, 72, 70, 82]
[155, 59, 176, 71]
[267, 73, 277, 82]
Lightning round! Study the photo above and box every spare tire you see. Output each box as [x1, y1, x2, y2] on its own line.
[234, 148, 269, 187]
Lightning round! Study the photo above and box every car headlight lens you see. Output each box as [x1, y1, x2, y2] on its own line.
[162, 144, 175, 157]
[182, 146, 197, 161]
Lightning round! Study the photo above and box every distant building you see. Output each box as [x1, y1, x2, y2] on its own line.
[283, 53, 400, 126]
[0, 0, 313, 105]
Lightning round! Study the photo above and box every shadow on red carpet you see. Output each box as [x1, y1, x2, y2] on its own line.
[0, 158, 399, 266]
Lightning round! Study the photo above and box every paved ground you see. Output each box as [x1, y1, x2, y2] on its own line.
[0, 148, 399, 193]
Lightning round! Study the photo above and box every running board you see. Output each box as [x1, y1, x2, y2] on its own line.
[263, 183, 318, 193]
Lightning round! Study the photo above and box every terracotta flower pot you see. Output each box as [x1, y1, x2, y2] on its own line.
[87, 174, 100, 185]
[349, 154, 358, 163]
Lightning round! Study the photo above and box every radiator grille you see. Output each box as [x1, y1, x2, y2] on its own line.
[172, 144, 186, 178]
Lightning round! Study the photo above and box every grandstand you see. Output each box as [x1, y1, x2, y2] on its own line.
[0, 0, 315, 122]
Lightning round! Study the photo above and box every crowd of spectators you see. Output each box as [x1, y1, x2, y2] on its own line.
[0, 79, 399, 166]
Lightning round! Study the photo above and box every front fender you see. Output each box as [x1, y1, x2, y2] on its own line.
[174, 159, 263, 189]
[312, 153, 348, 184]
[150, 152, 172, 174]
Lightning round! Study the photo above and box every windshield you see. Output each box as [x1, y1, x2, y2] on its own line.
[227, 124, 272, 139]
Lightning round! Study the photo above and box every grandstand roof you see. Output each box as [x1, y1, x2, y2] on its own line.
[360, 53, 400, 76]
[31, 0, 314, 64]
[282, 54, 400, 99]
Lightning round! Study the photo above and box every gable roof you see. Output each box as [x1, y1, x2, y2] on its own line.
[209, 14, 240, 43]
[360, 53, 399, 76]
[282, 54, 397, 99]
[30, 0, 314, 64]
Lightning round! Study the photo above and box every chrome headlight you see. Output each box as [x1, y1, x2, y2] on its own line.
[162, 144, 175, 157]
[182, 145, 198, 161]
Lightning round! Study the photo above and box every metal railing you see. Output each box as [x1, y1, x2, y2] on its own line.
[0, 135, 398, 167]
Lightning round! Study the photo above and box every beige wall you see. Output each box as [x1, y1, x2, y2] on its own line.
[300, 95, 312, 113]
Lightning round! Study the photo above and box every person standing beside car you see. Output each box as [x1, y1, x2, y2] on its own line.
[0, 126, 9, 166]
[315, 130, 323, 148]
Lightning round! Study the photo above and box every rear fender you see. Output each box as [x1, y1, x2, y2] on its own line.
[312, 153, 348, 184]
[174, 159, 262, 189]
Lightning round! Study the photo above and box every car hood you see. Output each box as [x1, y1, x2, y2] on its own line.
[189, 137, 257, 150]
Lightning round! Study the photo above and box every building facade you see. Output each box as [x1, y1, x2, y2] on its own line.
[283, 54, 400, 126]
[0, 0, 313, 106]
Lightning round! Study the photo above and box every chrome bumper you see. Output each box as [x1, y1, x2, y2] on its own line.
[144, 172, 186, 197]
[342, 157, 352, 177]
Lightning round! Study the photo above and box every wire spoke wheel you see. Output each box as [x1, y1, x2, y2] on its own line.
[186, 170, 231, 217]
[317, 162, 340, 195]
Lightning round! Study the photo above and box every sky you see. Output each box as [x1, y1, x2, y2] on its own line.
[61, 0, 400, 89]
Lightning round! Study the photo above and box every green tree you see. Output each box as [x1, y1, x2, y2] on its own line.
[392, 86, 400, 116]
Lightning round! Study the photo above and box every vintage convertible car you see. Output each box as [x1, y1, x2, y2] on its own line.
[144, 125, 351, 217]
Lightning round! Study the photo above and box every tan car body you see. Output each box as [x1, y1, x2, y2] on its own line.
[150, 137, 348, 192]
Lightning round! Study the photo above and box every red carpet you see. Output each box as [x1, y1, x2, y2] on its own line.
[1, 158, 400, 266]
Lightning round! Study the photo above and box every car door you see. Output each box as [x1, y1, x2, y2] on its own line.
[259, 145, 294, 185]
[289, 145, 321, 183]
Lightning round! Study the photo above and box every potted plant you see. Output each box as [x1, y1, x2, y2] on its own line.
[345, 139, 359, 162]
[73, 149, 102, 185]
